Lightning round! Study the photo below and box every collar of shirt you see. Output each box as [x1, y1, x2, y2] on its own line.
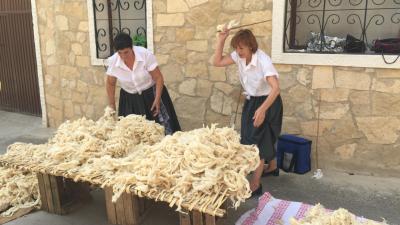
[238, 52, 258, 71]
[115, 47, 144, 71]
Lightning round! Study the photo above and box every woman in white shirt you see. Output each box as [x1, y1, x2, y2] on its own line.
[106, 32, 181, 134]
[214, 29, 283, 196]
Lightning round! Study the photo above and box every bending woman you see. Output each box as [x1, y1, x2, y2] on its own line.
[106, 32, 181, 134]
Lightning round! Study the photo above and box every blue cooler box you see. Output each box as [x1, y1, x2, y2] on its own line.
[277, 134, 312, 174]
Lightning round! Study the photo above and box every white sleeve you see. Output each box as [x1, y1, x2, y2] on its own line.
[230, 51, 239, 63]
[261, 55, 279, 78]
[106, 66, 114, 77]
[145, 51, 158, 71]
[106, 54, 117, 77]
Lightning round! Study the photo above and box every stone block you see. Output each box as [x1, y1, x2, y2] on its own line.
[196, 79, 212, 97]
[186, 40, 208, 52]
[209, 66, 226, 81]
[320, 88, 350, 102]
[336, 70, 371, 90]
[178, 79, 197, 96]
[334, 143, 357, 160]
[161, 63, 184, 83]
[167, 0, 189, 12]
[186, 63, 208, 78]
[312, 66, 334, 89]
[157, 14, 185, 27]
[372, 92, 400, 116]
[356, 117, 400, 144]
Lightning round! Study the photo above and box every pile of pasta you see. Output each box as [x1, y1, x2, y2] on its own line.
[0, 167, 40, 217]
[0, 107, 259, 216]
[290, 204, 387, 225]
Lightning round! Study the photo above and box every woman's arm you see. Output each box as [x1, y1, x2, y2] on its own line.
[106, 75, 117, 110]
[213, 29, 235, 67]
[253, 76, 280, 127]
[149, 67, 164, 117]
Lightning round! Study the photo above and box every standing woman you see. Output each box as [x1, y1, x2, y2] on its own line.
[214, 29, 283, 196]
[106, 32, 181, 134]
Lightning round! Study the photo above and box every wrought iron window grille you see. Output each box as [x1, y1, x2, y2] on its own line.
[283, 0, 400, 54]
[92, 0, 147, 59]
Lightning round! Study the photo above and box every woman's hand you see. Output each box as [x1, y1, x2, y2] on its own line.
[218, 26, 230, 41]
[151, 99, 160, 117]
[253, 106, 267, 127]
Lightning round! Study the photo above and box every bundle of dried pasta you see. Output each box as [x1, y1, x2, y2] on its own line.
[105, 125, 259, 214]
[104, 114, 164, 157]
[290, 204, 387, 225]
[0, 167, 40, 217]
[0, 108, 258, 216]
[0, 107, 164, 176]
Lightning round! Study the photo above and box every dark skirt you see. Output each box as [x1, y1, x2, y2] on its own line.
[241, 95, 283, 162]
[118, 85, 181, 135]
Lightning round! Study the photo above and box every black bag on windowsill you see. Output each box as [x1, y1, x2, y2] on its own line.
[344, 34, 366, 53]
[373, 38, 400, 53]
[372, 38, 400, 64]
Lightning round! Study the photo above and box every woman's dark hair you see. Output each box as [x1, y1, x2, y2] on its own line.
[113, 32, 133, 51]
[230, 29, 258, 53]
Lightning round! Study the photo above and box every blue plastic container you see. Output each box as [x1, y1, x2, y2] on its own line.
[277, 134, 312, 174]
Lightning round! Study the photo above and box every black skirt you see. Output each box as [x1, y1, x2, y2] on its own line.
[241, 95, 283, 162]
[118, 85, 181, 134]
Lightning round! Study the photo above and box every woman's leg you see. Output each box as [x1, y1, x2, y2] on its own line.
[263, 158, 277, 173]
[250, 158, 265, 191]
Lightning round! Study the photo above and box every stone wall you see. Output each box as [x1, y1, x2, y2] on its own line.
[36, 0, 400, 177]
[36, 0, 108, 127]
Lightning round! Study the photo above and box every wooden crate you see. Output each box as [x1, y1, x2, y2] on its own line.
[104, 187, 152, 225]
[179, 210, 222, 225]
[179, 201, 228, 225]
[36, 173, 91, 215]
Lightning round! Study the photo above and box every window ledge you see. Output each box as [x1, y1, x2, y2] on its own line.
[271, 0, 400, 69]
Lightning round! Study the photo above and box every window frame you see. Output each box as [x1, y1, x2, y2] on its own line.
[271, 0, 400, 69]
[86, 0, 154, 66]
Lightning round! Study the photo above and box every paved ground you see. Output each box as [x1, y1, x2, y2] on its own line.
[1, 110, 399, 225]
[0, 110, 54, 155]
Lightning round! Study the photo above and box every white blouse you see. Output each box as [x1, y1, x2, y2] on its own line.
[230, 49, 279, 97]
[106, 46, 158, 94]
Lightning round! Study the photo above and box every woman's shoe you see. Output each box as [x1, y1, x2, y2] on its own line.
[262, 168, 279, 177]
[251, 184, 263, 197]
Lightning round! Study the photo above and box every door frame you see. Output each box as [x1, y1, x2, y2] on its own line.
[31, 0, 47, 127]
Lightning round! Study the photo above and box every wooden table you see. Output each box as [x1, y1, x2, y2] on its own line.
[36, 173, 227, 225]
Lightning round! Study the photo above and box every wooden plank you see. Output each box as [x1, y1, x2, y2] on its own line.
[138, 197, 145, 215]
[0, 206, 35, 224]
[49, 175, 62, 214]
[36, 173, 48, 211]
[179, 212, 191, 225]
[115, 192, 127, 225]
[122, 192, 135, 225]
[131, 195, 140, 224]
[104, 187, 117, 225]
[192, 211, 203, 225]
[57, 176, 66, 205]
[205, 214, 216, 225]
[42, 174, 55, 213]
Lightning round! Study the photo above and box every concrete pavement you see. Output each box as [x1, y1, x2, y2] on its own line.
[1, 110, 399, 225]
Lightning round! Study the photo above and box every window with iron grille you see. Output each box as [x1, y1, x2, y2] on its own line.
[91, 0, 147, 59]
[283, 0, 400, 54]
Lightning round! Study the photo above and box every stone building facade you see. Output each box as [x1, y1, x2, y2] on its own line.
[34, 0, 400, 177]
